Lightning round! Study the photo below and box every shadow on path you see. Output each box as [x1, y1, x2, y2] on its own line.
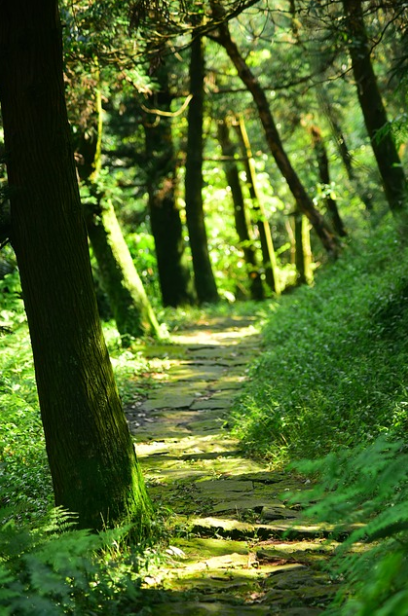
[126, 316, 338, 615]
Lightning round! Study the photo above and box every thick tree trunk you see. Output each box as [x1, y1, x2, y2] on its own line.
[0, 0, 152, 532]
[234, 115, 280, 294]
[342, 0, 408, 217]
[185, 34, 219, 303]
[144, 64, 194, 307]
[76, 84, 161, 344]
[216, 119, 264, 300]
[210, 5, 339, 259]
[309, 125, 347, 237]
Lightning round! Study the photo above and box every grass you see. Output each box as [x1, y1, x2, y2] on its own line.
[231, 222, 408, 461]
[229, 220, 408, 615]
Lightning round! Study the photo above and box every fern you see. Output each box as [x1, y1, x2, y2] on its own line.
[0, 507, 146, 615]
[291, 436, 408, 615]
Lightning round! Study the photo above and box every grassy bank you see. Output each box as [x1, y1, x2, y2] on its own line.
[231, 222, 408, 615]
[232, 223, 408, 461]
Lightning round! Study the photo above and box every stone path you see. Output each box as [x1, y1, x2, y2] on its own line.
[126, 316, 338, 615]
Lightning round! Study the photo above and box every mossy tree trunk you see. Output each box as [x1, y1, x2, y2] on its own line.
[144, 63, 195, 307]
[234, 115, 280, 295]
[0, 0, 152, 532]
[294, 211, 313, 286]
[76, 81, 161, 344]
[342, 0, 408, 218]
[210, 3, 339, 259]
[86, 198, 161, 344]
[309, 125, 347, 238]
[216, 119, 264, 300]
[185, 34, 219, 304]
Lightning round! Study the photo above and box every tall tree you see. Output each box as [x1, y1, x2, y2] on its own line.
[185, 33, 219, 303]
[289, 0, 375, 212]
[216, 118, 264, 300]
[309, 125, 347, 238]
[342, 0, 408, 218]
[294, 210, 313, 286]
[143, 63, 195, 307]
[234, 115, 280, 295]
[209, 2, 340, 259]
[0, 0, 152, 532]
[76, 77, 161, 344]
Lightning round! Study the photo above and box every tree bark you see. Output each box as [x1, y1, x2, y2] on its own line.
[342, 0, 408, 217]
[294, 210, 313, 286]
[185, 34, 219, 303]
[210, 4, 339, 259]
[309, 125, 347, 237]
[316, 91, 375, 212]
[144, 63, 195, 307]
[76, 81, 161, 344]
[86, 197, 161, 344]
[0, 0, 152, 532]
[216, 119, 264, 300]
[233, 115, 280, 294]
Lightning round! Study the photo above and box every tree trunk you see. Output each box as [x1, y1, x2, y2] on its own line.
[144, 63, 195, 307]
[342, 0, 408, 217]
[291, 0, 375, 212]
[309, 125, 347, 237]
[0, 0, 152, 532]
[233, 115, 280, 294]
[216, 119, 264, 300]
[185, 34, 219, 303]
[210, 4, 339, 259]
[86, 197, 161, 344]
[76, 81, 161, 344]
[316, 91, 375, 211]
[294, 211, 313, 286]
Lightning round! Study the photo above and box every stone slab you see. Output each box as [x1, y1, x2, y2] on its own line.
[262, 506, 299, 521]
[187, 517, 334, 541]
[195, 480, 254, 494]
[191, 399, 231, 410]
[212, 498, 285, 514]
[140, 395, 195, 411]
[145, 602, 272, 616]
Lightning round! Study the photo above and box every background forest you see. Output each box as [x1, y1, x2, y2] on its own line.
[1, 0, 408, 614]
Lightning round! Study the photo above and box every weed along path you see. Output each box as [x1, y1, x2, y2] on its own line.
[126, 316, 338, 615]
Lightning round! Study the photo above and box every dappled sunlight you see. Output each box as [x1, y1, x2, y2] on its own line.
[125, 316, 340, 613]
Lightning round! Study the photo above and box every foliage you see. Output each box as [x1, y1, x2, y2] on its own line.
[0, 277, 162, 615]
[291, 437, 408, 616]
[0, 507, 156, 615]
[231, 222, 408, 460]
[0, 274, 51, 523]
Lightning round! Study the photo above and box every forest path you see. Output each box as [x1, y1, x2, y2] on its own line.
[126, 316, 338, 615]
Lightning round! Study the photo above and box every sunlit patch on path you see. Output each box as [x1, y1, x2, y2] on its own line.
[125, 316, 338, 615]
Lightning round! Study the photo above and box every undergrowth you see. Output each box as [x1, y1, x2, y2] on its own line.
[0, 507, 161, 615]
[0, 270, 162, 614]
[231, 222, 408, 615]
[232, 223, 408, 460]
[292, 437, 408, 616]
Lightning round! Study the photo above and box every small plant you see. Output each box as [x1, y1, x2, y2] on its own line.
[0, 507, 153, 615]
[292, 437, 408, 616]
